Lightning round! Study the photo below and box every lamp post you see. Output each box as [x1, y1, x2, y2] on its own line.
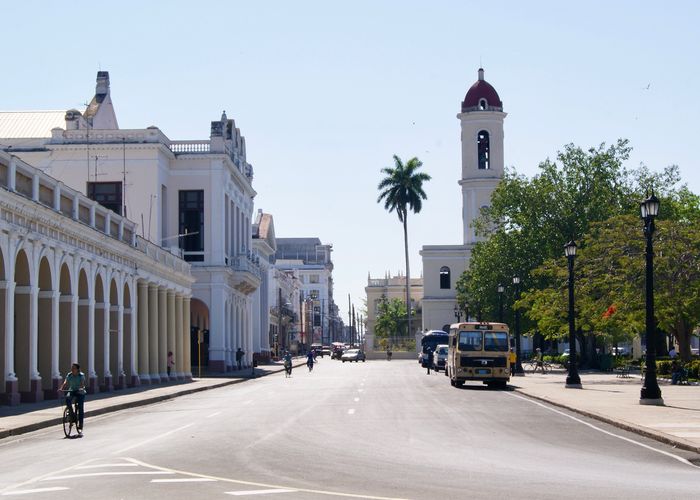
[640, 191, 663, 405]
[454, 304, 461, 322]
[512, 276, 524, 375]
[564, 240, 582, 388]
[497, 284, 504, 323]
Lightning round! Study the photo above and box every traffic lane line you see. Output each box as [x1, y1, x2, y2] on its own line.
[41, 471, 174, 480]
[113, 423, 194, 454]
[504, 392, 700, 469]
[123, 457, 410, 499]
[225, 489, 297, 496]
[151, 478, 217, 483]
[1, 487, 69, 496]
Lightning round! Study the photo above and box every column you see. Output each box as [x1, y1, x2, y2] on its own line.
[87, 296, 97, 393]
[183, 297, 192, 379]
[116, 304, 125, 388]
[137, 281, 150, 384]
[175, 294, 184, 379]
[130, 281, 139, 386]
[50, 290, 61, 396]
[209, 286, 226, 372]
[148, 284, 160, 383]
[70, 294, 78, 366]
[3, 281, 19, 405]
[167, 290, 176, 380]
[158, 287, 168, 380]
[28, 285, 43, 402]
[101, 300, 113, 391]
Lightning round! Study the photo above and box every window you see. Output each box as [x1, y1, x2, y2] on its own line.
[458, 331, 482, 351]
[439, 266, 451, 289]
[310, 290, 319, 300]
[477, 130, 490, 170]
[87, 181, 122, 215]
[479, 98, 487, 110]
[179, 190, 204, 262]
[310, 274, 320, 284]
[484, 332, 508, 352]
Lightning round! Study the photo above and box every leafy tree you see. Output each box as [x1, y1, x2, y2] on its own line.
[373, 297, 416, 350]
[377, 155, 430, 338]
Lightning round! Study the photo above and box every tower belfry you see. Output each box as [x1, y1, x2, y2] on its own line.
[457, 68, 506, 245]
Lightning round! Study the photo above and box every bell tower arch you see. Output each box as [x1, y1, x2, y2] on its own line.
[458, 68, 506, 245]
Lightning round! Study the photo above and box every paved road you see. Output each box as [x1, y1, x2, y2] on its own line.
[0, 360, 698, 499]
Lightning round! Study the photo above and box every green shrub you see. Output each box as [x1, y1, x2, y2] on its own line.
[686, 360, 700, 379]
[656, 360, 672, 375]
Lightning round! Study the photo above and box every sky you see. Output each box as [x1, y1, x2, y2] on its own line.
[2, 1, 699, 321]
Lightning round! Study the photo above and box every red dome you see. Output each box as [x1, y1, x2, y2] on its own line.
[462, 68, 502, 111]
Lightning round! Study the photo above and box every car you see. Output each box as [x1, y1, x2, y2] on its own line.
[561, 349, 570, 357]
[321, 345, 332, 357]
[611, 347, 628, 356]
[310, 343, 324, 357]
[691, 347, 699, 356]
[432, 344, 449, 371]
[341, 349, 366, 362]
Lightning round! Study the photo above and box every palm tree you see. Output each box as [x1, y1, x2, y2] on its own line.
[377, 155, 430, 340]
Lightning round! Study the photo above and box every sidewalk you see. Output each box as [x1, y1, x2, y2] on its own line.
[512, 369, 700, 453]
[0, 357, 306, 440]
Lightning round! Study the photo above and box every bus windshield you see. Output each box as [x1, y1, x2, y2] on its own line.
[484, 331, 508, 352]
[458, 331, 482, 351]
[422, 333, 449, 353]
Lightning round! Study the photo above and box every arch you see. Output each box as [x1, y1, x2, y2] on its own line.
[479, 98, 487, 110]
[14, 249, 33, 398]
[190, 298, 210, 369]
[477, 130, 490, 170]
[109, 278, 119, 388]
[58, 262, 73, 382]
[123, 280, 133, 384]
[37, 256, 53, 396]
[439, 266, 451, 290]
[94, 273, 107, 390]
[77, 268, 90, 384]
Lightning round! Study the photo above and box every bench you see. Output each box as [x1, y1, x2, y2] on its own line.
[615, 365, 631, 378]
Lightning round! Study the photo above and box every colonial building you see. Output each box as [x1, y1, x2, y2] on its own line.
[0, 150, 193, 405]
[0, 71, 261, 373]
[419, 69, 529, 352]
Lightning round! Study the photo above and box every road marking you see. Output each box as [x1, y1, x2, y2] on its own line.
[505, 392, 700, 469]
[151, 478, 217, 483]
[357, 389, 364, 393]
[0, 458, 98, 496]
[347, 409, 355, 415]
[354, 397, 360, 402]
[42, 472, 174, 480]
[114, 423, 194, 454]
[123, 457, 410, 499]
[1, 487, 69, 496]
[226, 489, 297, 496]
[207, 411, 222, 418]
[75, 463, 138, 469]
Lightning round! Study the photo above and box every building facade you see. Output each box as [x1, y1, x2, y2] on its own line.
[0, 151, 193, 405]
[0, 72, 261, 373]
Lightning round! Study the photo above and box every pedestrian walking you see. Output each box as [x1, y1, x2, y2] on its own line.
[669, 345, 677, 359]
[426, 347, 434, 375]
[509, 348, 517, 376]
[167, 351, 174, 377]
[236, 347, 245, 370]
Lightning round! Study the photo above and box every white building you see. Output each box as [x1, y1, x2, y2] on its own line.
[0, 71, 261, 373]
[0, 150, 193, 405]
[419, 69, 531, 352]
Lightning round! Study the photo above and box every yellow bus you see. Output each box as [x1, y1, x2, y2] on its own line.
[445, 322, 510, 389]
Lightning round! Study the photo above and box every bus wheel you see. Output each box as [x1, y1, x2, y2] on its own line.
[450, 378, 456, 387]
[455, 381, 464, 388]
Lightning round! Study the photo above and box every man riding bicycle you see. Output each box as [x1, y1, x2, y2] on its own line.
[306, 349, 315, 371]
[283, 351, 293, 376]
[60, 363, 86, 431]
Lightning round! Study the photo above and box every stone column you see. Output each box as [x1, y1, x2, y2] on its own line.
[158, 287, 168, 380]
[183, 297, 192, 379]
[50, 290, 61, 397]
[28, 285, 43, 402]
[116, 304, 125, 389]
[148, 284, 160, 383]
[2, 281, 19, 405]
[87, 296, 98, 394]
[175, 294, 184, 379]
[137, 281, 150, 384]
[167, 290, 176, 380]
[70, 294, 78, 363]
[101, 300, 113, 392]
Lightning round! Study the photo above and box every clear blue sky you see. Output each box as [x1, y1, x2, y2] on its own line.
[2, 1, 699, 320]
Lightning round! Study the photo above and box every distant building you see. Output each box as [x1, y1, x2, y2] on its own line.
[274, 238, 341, 346]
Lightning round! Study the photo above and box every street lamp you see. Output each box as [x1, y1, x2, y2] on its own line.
[564, 240, 582, 388]
[640, 191, 663, 405]
[497, 284, 504, 323]
[454, 304, 461, 322]
[512, 276, 524, 375]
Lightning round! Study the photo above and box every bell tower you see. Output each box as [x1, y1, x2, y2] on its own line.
[458, 68, 506, 245]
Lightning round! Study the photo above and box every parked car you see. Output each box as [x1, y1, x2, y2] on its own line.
[341, 349, 366, 362]
[433, 344, 449, 371]
[321, 345, 332, 357]
[611, 347, 629, 356]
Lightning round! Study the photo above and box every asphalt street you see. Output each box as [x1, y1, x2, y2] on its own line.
[0, 359, 698, 499]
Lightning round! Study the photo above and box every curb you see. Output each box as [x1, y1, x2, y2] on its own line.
[513, 388, 700, 455]
[0, 361, 306, 440]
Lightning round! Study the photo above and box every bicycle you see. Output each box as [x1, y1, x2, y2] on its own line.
[531, 360, 552, 374]
[284, 360, 292, 378]
[307, 360, 314, 372]
[60, 390, 83, 438]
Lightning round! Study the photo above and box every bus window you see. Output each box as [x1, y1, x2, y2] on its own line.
[484, 331, 508, 351]
[458, 331, 482, 351]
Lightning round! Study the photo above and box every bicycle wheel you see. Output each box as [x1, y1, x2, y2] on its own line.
[62, 406, 73, 438]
